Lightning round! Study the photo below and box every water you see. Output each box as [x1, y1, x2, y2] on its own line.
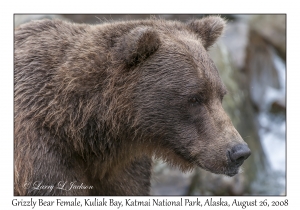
[253, 47, 286, 195]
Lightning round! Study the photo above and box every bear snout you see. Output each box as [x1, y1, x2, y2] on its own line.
[228, 144, 251, 167]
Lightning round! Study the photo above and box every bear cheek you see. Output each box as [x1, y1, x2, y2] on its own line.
[197, 142, 231, 174]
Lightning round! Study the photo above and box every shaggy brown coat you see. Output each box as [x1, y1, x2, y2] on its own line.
[14, 16, 248, 195]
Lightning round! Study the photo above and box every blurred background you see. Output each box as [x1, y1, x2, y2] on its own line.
[14, 14, 286, 196]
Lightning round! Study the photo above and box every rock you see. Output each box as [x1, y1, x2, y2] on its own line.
[244, 21, 286, 113]
[249, 15, 286, 60]
[270, 101, 286, 114]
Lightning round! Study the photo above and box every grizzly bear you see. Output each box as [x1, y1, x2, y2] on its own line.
[14, 16, 251, 196]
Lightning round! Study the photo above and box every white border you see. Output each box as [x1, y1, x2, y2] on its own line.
[2, 0, 298, 209]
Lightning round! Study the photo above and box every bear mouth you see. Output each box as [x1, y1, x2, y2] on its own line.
[195, 161, 241, 177]
[224, 159, 243, 177]
[224, 167, 240, 177]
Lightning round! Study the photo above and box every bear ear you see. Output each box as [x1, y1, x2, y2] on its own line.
[114, 27, 161, 67]
[187, 16, 226, 49]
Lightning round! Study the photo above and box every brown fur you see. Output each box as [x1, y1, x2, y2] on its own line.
[14, 16, 248, 196]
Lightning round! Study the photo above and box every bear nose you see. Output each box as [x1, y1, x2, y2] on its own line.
[228, 144, 251, 166]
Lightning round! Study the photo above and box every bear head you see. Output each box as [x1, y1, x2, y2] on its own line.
[112, 16, 251, 177]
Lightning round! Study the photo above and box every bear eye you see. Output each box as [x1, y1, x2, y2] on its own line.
[189, 96, 202, 105]
[190, 97, 198, 103]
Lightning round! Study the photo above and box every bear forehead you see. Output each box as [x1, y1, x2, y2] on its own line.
[157, 28, 215, 73]
[160, 32, 227, 96]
